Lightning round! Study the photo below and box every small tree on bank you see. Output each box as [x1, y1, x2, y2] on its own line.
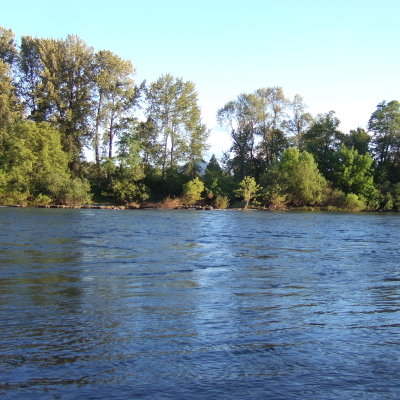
[182, 177, 204, 205]
[235, 176, 262, 209]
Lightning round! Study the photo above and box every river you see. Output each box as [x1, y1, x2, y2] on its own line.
[0, 208, 399, 399]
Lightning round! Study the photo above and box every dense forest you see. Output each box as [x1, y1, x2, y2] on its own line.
[1, 26, 400, 211]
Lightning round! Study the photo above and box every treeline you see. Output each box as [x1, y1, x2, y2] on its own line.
[217, 90, 400, 211]
[0, 26, 399, 210]
[0, 26, 209, 205]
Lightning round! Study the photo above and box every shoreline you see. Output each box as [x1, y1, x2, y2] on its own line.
[1, 204, 397, 212]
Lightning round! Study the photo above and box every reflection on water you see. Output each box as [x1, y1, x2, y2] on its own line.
[1, 208, 400, 399]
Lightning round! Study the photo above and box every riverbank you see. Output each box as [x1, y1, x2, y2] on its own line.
[3, 204, 396, 212]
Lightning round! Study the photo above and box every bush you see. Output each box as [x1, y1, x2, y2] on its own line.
[46, 173, 92, 206]
[64, 178, 92, 206]
[214, 195, 230, 209]
[324, 188, 365, 211]
[157, 196, 182, 209]
[341, 193, 365, 211]
[182, 177, 204, 205]
[29, 193, 51, 206]
[110, 177, 149, 204]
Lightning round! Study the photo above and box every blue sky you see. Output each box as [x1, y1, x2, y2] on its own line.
[2, 0, 400, 159]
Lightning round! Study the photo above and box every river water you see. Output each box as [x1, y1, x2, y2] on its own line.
[0, 208, 400, 399]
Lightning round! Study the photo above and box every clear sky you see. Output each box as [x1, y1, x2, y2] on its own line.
[2, 0, 399, 159]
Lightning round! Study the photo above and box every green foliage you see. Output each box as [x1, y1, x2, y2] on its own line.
[93, 50, 137, 162]
[213, 195, 230, 209]
[235, 176, 262, 208]
[34, 35, 95, 170]
[285, 94, 314, 148]
[217, 88, 290, 179]
[343, 128, 371, 155]
[182, 177, 204, 205]
[342, 192, 364, 211]
[0, 121, 91, 205]
[110, 178, 148, 204]
[303, 111, 343, 179]
[368, 100, 400, 183]
[0, 26, 18, 65]
[278, 148, 327, 206]
[3, 24, 400, 212]
[105, 133, 149, 204]
[46, 173, 92, 206]
[145, 74, 210, 179]
[205, 154, 222, 174]
[0, 59, 21, 148]
[202, 154, 236, 201]
[260, 163, 285, 208]
[261, 184, 286, 209]
[324, 188, 366, 211]
[331, 144, 375, 198]
[391, 183, 400, 211]
[1, 122, 68, 198]
[373, 182, 400, 211]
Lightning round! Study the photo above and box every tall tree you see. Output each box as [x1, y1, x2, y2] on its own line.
[217, 93, 259, 179]
[218, 87, 292, 179]
[255, 87, 289, 167]
[181, 122, 210, 178]
[108, 133, 148, 204]
[303, 111, 343, 180]
[18, 36, 43, 120]
[0, 59, 21, 152]
[131, 118, 161, 168]
[145, 74, 209, 178]
[0, 26, 18, 66]
[35, 35, 95, 172]
[276, 148, 326, 206]
[331, 144, 375, 199]
[343, 128, 371, 155]
[368, 100, 400, 182]
[91, 50, 138, 185]
[284, 94, 313, 148]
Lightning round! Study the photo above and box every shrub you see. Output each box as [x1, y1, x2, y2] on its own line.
[214, 195, 230, 209]
[182, 177, 204, 205]
[157, 196, 182, 209]
[341, 193, 365, 211]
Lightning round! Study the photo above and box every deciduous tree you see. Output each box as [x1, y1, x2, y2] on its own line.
[91, 50, 138, 185]
[235, 176, 262, 209]
[331, 144, 375, 199]
[303, 111, 343, 180]
[145, 74, 209, 183]
[368, 100, 400, 182]
[182, 177, 204, 205]
[35, 35, 95, 172]
[0, 121, 90, 204]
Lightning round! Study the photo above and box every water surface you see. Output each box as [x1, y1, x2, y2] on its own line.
[1, 208, 400, 399]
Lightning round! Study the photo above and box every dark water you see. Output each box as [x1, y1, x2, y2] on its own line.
[1, 208, 400, 399]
